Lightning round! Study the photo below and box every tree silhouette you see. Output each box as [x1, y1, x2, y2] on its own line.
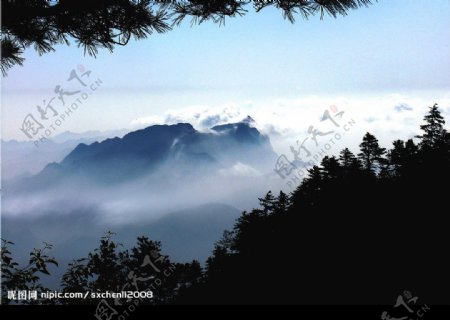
[258, 191, 276, 216]
[176, 104, 449, 304]
[273, 190, 291, 215]
[1, 239, 58, 305]
[1, 0, 376, 75]
[358, 132, 386, 174]
[320, 155, 340, 179]
[1, 232, 203, 305]
[386, 139, 418, 177]
[338, 147, 361, 176]
[416, 103, 447, 150]
[339, 147, 357, 167]
[61, 232, 202, 305]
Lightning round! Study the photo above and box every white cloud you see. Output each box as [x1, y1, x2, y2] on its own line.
[394, 103, 413, 112]
[128, 92, 450, 156]
[219, 162, 262, 178]
[164, 105, 244, 130]
[131, 115, 165, 127]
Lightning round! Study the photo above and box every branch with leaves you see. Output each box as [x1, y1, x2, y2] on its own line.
[1, 0, 375, 75]
[1, 239, 58, 305]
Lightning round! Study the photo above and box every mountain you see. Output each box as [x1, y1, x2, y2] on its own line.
[62, 119, 276, 175]
[1, 129, 128, 181]
[3, 117, 282, 226]
[1, 138, 94, 181]
[2, 118, 281, 277]
[8, 118, 277, 191]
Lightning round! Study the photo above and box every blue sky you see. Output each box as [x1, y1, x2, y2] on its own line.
[2, 0, 450, 150]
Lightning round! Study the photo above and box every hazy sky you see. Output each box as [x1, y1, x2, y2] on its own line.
[2, 0, 450, 153]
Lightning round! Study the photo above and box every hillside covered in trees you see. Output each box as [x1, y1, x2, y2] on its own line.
[2, 104, 449, 305]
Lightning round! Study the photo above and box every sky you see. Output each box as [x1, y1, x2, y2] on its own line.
[2, 0, 450, 155]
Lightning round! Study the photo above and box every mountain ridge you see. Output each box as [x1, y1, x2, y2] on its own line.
[6, 117, 278, 193]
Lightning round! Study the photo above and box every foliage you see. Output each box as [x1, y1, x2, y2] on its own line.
[1, 0, 376, 75]
[1, 240, 58, 305]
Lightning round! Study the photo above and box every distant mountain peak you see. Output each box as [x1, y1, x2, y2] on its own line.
[14, 119, 277, 189]
[242, 115, 255, 124]
[142, 122, 195, 133]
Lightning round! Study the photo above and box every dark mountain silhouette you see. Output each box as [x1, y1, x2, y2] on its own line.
[61, 118, 275, 175]
[1, 129, 128, 181]
[7, 118, 277, 192]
